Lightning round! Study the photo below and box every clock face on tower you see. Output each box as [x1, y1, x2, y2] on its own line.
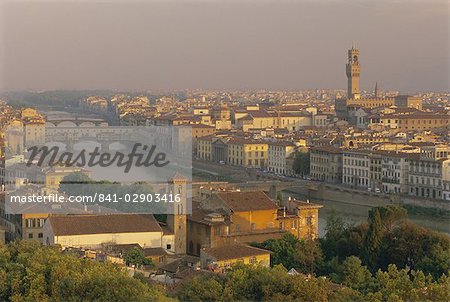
[353, 55, 358, 63]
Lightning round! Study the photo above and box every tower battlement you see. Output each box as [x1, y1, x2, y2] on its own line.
[346, 46, 361, 99]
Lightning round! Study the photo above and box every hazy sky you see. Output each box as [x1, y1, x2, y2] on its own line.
[0, 0, 448, 93]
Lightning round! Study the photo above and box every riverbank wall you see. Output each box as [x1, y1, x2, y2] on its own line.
[286, 183, 450, 211]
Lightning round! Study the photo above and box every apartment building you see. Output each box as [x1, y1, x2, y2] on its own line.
[187, 191, 283, 255]
[310, 146, 342, 183]
[366, 152, 382, 191]
[236, 110, 312, 132]
[191, 124, 216, 139]
[342, 150, 371, 189]
[396, 113, 449, 131]
[408, 145, 450, 200]
[23, 120, 45, 149]
[196, 135, 213, 160]
[22, 214, 47, 242]
[227, 138, 268, 168]
[267, 141, 296, 175]
[188, 191, 322, 256]
[344, 135, 389, 149]
[408, 158, 449, 200]
[420, 144, 449, 160]
[381, 152, 418, 194]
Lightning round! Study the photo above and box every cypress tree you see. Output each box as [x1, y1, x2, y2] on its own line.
[363, 208, 383, 271]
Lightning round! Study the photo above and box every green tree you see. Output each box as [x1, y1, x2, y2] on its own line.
[320, 211, 347, 260]
[252, 234, 299, 269]
[59, 171, 93, 196]
[363, 208, 383, 270]
[340, 256, 373, 292]
[377, 205, 407, 232]
[177, 274, 224, 302]
[320, 212, 367, 262]
[294, 239, 323, 274]
[253, 234, 323, 274]
[379, 221, 450, 278]
[177, 263, 364, 302]
[124, 247, 153, 268]
[292, 151, 310, 176]
[0, 241, 168, 301]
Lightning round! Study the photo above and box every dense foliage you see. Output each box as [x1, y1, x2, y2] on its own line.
[124, 247, 153, 268]
[245, 205, 450, 301]
[2, 205, 448, 301]
[320, 205, 449, 278]
[177, 264, 359, 302]
[176, 263, 449, 302]
[0, 241, 170, 302]
[252, 234, 323, 274]
[292, 151, 310, 176]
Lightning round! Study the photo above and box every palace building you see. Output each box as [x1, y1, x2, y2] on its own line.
[335, 47, 422, 123]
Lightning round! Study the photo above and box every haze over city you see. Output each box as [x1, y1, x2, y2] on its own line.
[1, 0, 448, 93]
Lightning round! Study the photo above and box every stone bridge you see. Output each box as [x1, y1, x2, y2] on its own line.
[46, 117, 107, 127]
[191, 180, 320, 198]
[43, 126, 174, 151]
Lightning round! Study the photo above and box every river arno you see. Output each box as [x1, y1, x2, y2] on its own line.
[282, 191, 450, 238]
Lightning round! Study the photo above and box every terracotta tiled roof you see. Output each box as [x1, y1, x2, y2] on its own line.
[216, 191, 278, 212]
[48, 214, 162, 236]
[202, 244, 270, 261]
[143, 247, 167, 257]
[310, 146, 342, 154]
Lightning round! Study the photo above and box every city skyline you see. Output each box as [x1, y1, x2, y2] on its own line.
[0, 0, 448, 93]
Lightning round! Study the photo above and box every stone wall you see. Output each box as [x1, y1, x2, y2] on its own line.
[302, 183, 450, 211]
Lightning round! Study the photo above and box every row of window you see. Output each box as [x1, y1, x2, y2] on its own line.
[343, 176, 369, 186]
[343, 158, 369, 167]
[409, 176, 442, 187]
[399, 119, 446, 125]
[25, 218, 45, 228]
[311, 156, 329, 164]
[28, 232, 43, 239]
[343, 167, 369, 177]
[409, 187, 442, 199]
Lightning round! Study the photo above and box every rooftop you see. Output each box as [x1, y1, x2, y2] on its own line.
[216, 191, 278, 212]
[48, 214, 162, 236]
[202, 244, 271, 261]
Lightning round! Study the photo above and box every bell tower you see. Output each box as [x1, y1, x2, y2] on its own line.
[167, 173, 187, 255]
[346, 46, 361, 99]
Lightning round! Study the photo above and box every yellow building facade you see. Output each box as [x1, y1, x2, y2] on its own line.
[201, 244, 271, 273]
[227, 138, 268, 168]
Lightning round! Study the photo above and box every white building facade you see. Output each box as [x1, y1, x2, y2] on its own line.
[343, 150, 371, 189]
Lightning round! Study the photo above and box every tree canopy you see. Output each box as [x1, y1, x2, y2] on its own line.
[321, 206, 449, 278]
[176, 262, 449, 302]
[292, 151, 310, 176]
[0, 241, 170, 302]
[124, 247, 153, 268]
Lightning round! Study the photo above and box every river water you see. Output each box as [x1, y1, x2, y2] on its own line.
[282, 191, 450, 237]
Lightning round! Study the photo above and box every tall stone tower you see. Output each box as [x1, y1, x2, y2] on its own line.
[346, 46, 361, 99]
[167, 173, 187, 255]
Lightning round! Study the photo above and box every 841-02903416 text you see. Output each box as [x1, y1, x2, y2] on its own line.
[94, 193, 182, 203]
[8, 193, 182, 204]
